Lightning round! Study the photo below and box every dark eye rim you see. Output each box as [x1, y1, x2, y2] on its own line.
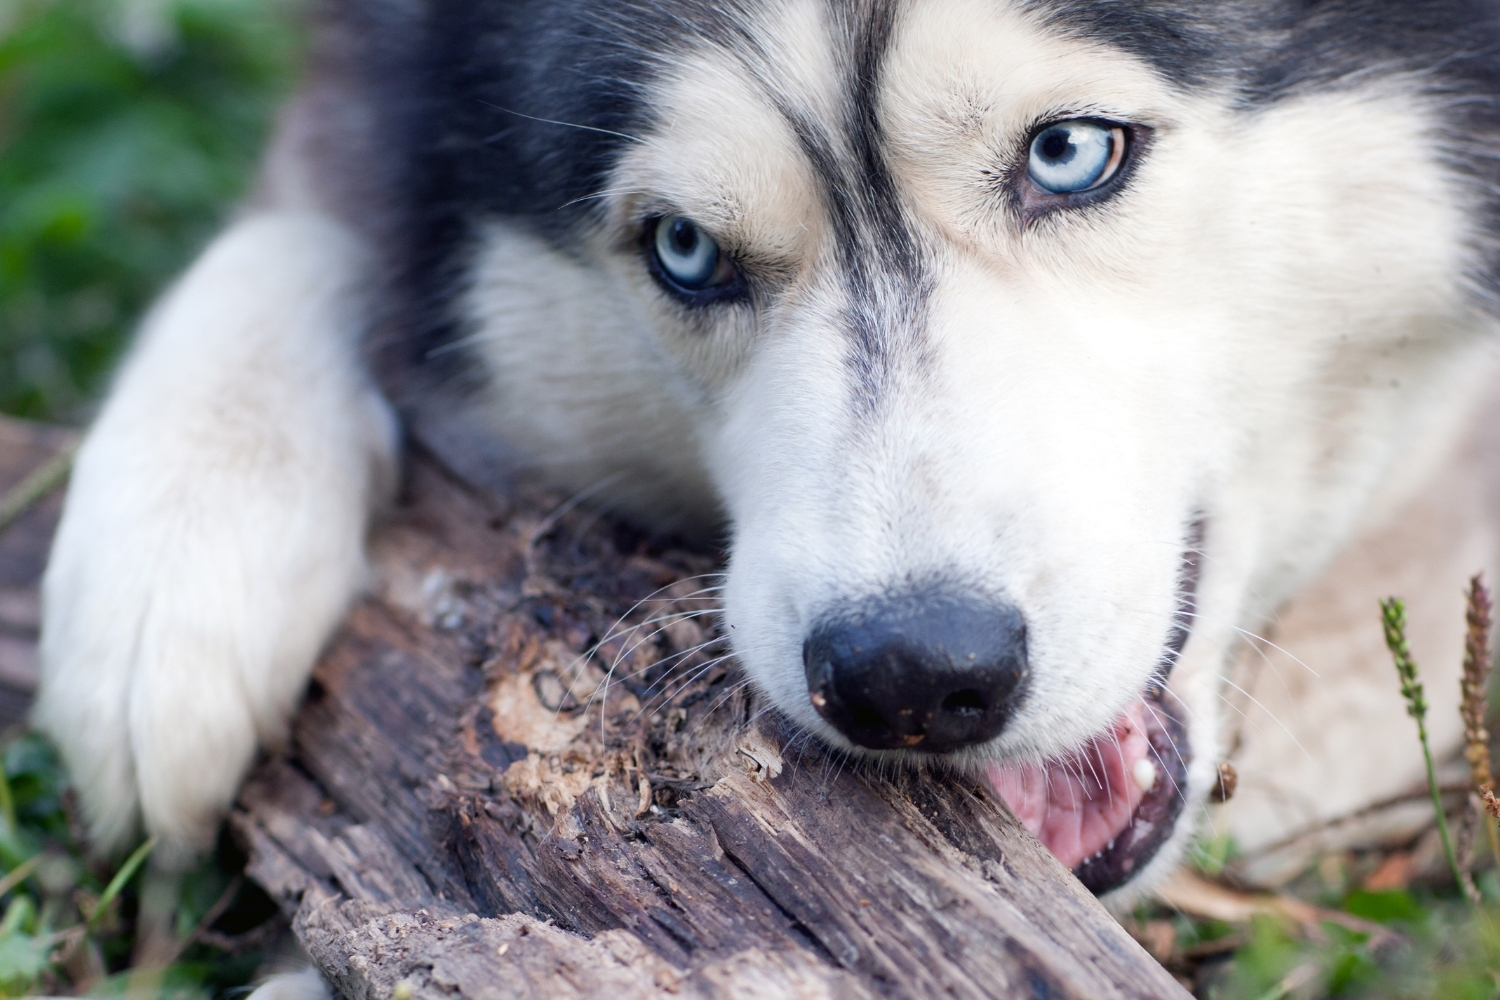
[1010, 115, 1150, 225]
[642, 215, 750, 306]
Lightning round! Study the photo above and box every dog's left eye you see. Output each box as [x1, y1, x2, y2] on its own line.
[649, 216, 741, 300]
[1027, 120, 1127, 194]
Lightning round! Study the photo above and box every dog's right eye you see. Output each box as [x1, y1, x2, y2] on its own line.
[648, 216, 744, 303]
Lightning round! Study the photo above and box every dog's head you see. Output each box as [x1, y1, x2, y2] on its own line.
[347, 0, 1500, 894]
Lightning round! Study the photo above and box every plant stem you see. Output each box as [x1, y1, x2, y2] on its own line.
[1484, 808, 1500, 878]
[1382, 598, 1470, 903]
[0, 442, 75, 536]
[0, 766, 17, 835]
[88, 837, 154, 932]
[1418, 712, 1467, 899]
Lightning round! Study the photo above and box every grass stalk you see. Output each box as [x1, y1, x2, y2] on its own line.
[0, 443, 75, 536]
[88, 837, 154, 932]
[1382, 597, 1470, 902]
[1459, 575, 1500, 874]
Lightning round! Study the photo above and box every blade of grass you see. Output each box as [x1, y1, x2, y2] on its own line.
[1382, 598, 1470, 904]
[0, 767, 32, 872]
[0, 443, 75, 536]
[88, 838, 154, 932]
[1252, 962, 1320, 1000]
[0, 763, 17, 835]
[0, 893, 33, 936]
[0, 855, 44, 902]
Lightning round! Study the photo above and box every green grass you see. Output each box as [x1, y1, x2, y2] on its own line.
[0, 730, 277, 999]
[1141, 860, 1500, 999]
[0, 4, 300, 995]
[0, 0, 302, 421]
[1136, 588, 1500, 999]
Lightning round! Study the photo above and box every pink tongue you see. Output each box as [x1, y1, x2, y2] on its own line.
[986, 700, 1153, 870]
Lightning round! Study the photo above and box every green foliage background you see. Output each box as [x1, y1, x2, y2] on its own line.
[0, 4, 300, 994]
[0, 0, 301, 420]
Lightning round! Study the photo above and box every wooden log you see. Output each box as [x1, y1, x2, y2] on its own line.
[0, 418, 78, 730]
[232, 440, 1192, 1000]
[0, 417, 1188, 997]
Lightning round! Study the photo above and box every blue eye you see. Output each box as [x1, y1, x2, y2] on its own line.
[653, 216, 728, 292]
[1027, 120, 1126, 194]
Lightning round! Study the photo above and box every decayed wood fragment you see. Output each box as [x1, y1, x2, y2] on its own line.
[0, 418, 77, 729]
[219, 440, 1190, 999]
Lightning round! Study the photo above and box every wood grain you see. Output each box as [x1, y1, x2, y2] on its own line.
[235, 443, 1191, 999]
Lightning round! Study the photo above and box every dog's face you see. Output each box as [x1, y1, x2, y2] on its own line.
[370, 0, 1500, 892]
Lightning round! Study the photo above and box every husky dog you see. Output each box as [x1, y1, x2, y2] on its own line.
[32, 0, 1500, 900]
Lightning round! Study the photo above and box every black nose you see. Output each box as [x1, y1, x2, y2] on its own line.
[803, 592, 1028, 753]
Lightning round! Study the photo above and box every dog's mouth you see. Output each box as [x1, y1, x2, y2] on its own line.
[989, 529, 1201, 894]
[987, 683, 1190, 893]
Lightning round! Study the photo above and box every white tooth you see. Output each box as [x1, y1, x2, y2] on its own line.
[1132, 758, 1158, 793]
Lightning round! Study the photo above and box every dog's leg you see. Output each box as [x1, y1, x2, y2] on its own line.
[34, 213, 397, 866]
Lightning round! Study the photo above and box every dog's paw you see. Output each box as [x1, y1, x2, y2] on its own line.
[35, 447, 377, 865]
[33, 214, 396, 866]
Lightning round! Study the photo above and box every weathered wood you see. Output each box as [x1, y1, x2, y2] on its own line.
[0, 417, 1187, 997]
[0, 418, 77, 729]
[233, 442, 1190, 1000]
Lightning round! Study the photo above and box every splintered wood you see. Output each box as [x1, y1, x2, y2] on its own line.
[233, 447, 1189, 999]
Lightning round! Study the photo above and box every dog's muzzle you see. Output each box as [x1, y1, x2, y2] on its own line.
[798, 532, 1201, 896]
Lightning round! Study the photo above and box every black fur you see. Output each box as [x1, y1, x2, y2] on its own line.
[316, 0, 1500, 396]
[1032, 0, 1500, 298]
[320, 0, 939, 407]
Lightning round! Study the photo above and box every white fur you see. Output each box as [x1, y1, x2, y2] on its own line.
[246, 967, 331, 1000]
[35, 213, 396, 866]
[33, 0, 1500, 893]
[464, 0, 1498, 882]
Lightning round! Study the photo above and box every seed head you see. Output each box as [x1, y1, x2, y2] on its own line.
[1462, 575, 1494, 795]
[1382, 598, 1427, 722]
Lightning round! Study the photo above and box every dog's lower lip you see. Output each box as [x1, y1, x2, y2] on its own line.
[986, 685, 1190, 893]
[1072, 684, 1190, 893]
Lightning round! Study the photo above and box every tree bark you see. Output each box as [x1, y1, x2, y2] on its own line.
[0, 418, 77, 729]
[0, 418, 1188, 998]
[231, 441, 1190, 1000]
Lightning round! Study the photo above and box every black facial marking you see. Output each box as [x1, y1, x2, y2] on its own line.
[1021, 0, 1239, 88]
[322, 0, 940, 411]
[327, 0, 753, 396]
[812, 0, 933, 416]
[325, 0, 1500, 388]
